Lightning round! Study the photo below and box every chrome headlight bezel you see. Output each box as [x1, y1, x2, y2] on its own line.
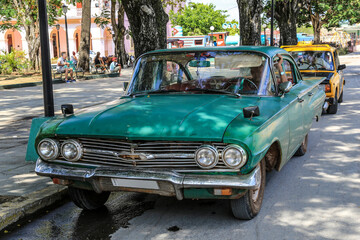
[222, 145, 247, 169]
[37, 138, 60, 160]
[194, 145, 219, 169]
[61, 139, 83, 162]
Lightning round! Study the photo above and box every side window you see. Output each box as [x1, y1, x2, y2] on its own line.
[273, 58, 297, 85]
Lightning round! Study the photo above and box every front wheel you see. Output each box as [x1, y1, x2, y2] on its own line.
[230, 159, 266, 220]
[327, 91, 338, 114]
[295, 134, 308, 156]
[338, 90, 343, 103]
[68, 187, 110, 210]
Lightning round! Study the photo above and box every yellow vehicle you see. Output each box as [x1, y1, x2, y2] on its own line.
[282, 42, 346, 114]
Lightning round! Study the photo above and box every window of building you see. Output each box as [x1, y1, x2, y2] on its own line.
[195, 40, 203, 45]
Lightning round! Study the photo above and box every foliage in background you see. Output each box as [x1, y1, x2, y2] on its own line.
[0, 0, 65, 71]
[225, 20, 240, 36]
[0, 49, 29, 74]
[299, 0, 360, 43]
[169, 3, 228, 36]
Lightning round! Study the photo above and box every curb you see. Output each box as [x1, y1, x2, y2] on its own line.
[0, 185, 68, 232]
[0, 73, 120, 90]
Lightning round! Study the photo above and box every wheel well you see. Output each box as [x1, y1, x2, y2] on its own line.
[264, 141, 282, 172]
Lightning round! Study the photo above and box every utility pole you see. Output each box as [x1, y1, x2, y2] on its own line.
[38, 0, 54, 117]
[270, 0, 274, 46]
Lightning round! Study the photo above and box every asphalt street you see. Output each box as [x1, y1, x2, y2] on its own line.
[2, 55, 360, 240]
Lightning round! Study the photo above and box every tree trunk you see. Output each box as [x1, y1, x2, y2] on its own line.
[311, 13, 322, 43]
[122, 0, 169, 58]
[78, 0, 91, 71]
[236, 0, 262, 45]
[111, 0, 127, 67]
[25, 24, 41, 71]
[275, 0, 300, 46]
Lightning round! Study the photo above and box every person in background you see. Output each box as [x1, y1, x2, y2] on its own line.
[274, 54, 288, 83]
[109, 57, 121, 75]
[70, 51, 78, 68]
[94, 52, 106, 71]
[213, 41, 217, 46]
[57, 52, 74, 83]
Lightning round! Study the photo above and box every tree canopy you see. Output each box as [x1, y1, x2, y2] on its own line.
[169, 2, 228, 36]
[0, 0, 64, 70]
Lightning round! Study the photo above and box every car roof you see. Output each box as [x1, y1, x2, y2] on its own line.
[146, 46, 288, 58]
[281, 42, 336, 52]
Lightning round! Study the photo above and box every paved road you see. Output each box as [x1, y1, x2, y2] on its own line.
[0, 70, 131, 196]
[2, 56, 360, 239]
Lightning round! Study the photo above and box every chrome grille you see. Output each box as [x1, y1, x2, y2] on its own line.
[60, 138, 232, 172]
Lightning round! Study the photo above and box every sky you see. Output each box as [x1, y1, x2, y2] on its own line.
[187, 0, 239, 21]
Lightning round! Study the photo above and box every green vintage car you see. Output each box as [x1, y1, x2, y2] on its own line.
[34, 46, 325, 219]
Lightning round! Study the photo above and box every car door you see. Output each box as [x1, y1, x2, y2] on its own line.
[334, 50, 345, 95]
[274, 56, 306, 158]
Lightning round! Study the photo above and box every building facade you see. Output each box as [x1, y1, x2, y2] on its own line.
[0, 1, 180, 59]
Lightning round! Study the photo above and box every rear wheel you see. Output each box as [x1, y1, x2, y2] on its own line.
[68, 187, 110, 210]
[230, 159, 266, 220]
[295, 134, 308, 156]
[327, 91, 338, 114]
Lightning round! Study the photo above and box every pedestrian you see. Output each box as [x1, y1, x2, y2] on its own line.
[109, 57, 121, 75]
[94, 52, 106, 71]
[57, 52, 75, 83]
[70, 51, 78, 68]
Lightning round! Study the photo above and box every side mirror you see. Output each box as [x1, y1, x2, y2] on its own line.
[61, 104, 74, 116]
[279, 81, 292, 94]
[123, 82, 129, 90]
[338, 64, 346, 71]
[243, 106, 260, 119]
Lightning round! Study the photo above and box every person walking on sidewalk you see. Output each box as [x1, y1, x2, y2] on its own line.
[57, 52, 75, 83]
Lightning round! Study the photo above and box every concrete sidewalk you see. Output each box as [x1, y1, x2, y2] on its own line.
[0, 68, 131, 232]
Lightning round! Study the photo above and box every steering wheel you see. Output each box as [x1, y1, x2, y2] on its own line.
[208, 76, 225, 89]
[306, 63, 323, 70]
[226, 77, 258, 93]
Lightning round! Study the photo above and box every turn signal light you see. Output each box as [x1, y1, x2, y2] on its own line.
[52, 178, 72, 186]
[214, 188, 232, 196]
[325, 84, 331, 93]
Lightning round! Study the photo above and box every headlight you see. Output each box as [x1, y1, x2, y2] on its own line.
[37, 138, 60, 160]
[61, 140, 83, 161]
[222, 145, 247, 169]
[195, 145, 219, 169]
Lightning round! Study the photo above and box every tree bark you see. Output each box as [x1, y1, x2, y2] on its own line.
[275, 0, 301, 46]
[122, 0, 169, 58]
[236, 0, 262, 45]
[78, 0, 91, 71]
[111, 0, 127, 67]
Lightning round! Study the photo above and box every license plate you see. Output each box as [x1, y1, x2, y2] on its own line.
[111, 178, 159, 190]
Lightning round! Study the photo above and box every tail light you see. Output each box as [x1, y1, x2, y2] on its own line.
[325, 84, 331, 93]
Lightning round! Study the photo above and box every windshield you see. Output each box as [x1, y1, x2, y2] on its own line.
[290, 51, 334, 71]
[129, 51, 271, 96]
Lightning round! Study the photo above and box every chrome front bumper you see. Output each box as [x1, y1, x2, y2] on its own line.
[35, 159, 260, 200]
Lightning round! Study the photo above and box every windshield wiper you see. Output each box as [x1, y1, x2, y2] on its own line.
[129, 89, 181, 97]
[186, 88, 241, 97]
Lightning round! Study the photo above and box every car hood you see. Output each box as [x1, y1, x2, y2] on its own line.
[48, 94, 258, 141]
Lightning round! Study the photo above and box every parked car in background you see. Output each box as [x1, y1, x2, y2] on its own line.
[34, 46, 325, 219]
[282, 42, 346, 114]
